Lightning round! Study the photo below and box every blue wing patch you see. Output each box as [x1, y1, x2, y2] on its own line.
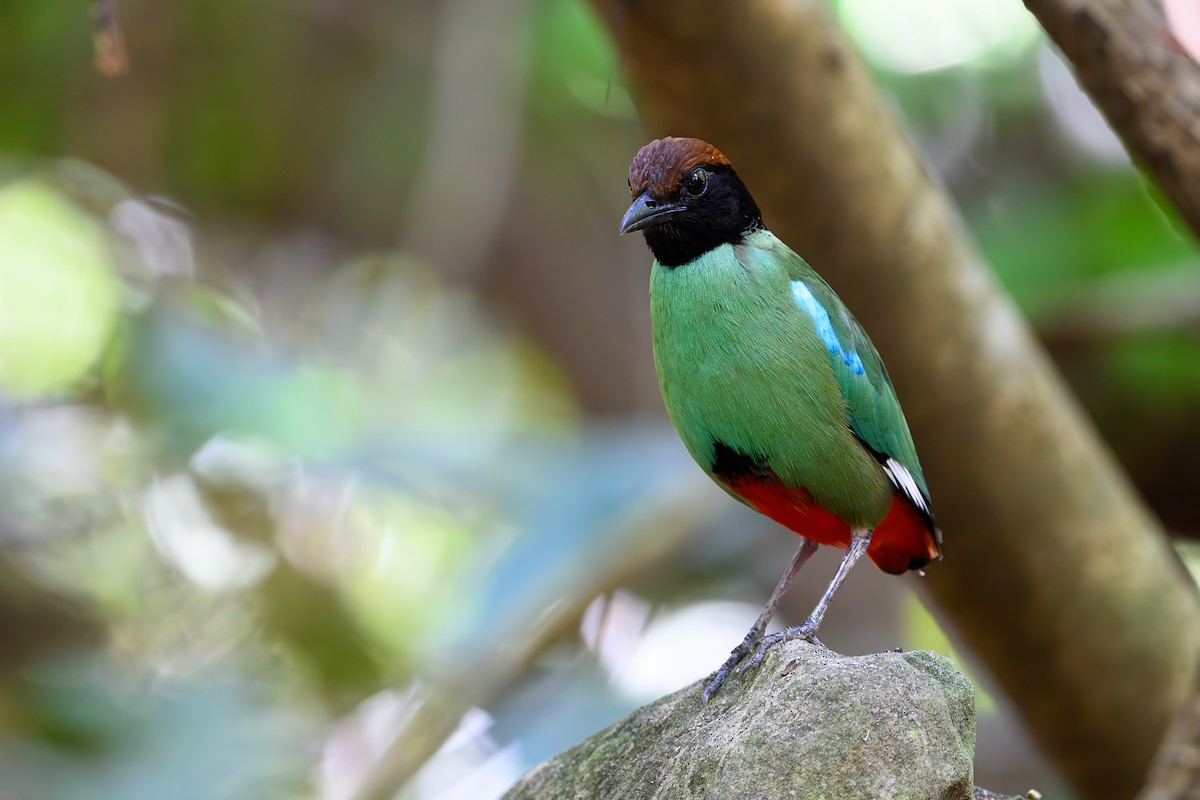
[790, 280, 865, 376]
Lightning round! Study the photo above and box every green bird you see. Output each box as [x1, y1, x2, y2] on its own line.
[619, 137, 942, 700]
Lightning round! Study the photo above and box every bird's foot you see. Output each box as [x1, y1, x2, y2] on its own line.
[741, 619, 820, 674]
[702, 628, 764, 702]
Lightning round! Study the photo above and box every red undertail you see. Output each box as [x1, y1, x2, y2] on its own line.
[721, 472, 938, 575]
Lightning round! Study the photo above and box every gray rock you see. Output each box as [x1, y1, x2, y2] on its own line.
[973, 790, 1033, 800]
[503, 639, 976, 800]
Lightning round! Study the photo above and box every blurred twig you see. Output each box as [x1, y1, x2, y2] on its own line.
[92, 0, 128, 77]
[590, 0, 1200, 797]
[1135, 676, 1200, 800]
[398, 0, 532, 285]
[1023, 0, 1200, 241]
[1035, 265, 1200, 345]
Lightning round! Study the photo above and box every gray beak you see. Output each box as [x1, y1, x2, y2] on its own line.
[619, 191, 684, 235]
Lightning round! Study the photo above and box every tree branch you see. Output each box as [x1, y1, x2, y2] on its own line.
[1023, 0, 1200, 240]
[590, 1, 1200, 797]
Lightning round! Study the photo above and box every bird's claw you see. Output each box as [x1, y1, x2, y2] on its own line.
[704, 620, 823, 698]
[702, 630, 763, 701]
[740, 621, 819, 675]
[702, 666, 732, 703]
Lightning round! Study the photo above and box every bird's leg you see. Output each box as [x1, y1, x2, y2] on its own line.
[743, 527, 873, 673]
[702, 538, 818, 701]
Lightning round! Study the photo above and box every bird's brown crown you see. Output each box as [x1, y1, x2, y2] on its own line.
[628, 137, 733, 200]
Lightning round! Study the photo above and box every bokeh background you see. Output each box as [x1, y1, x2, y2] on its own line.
[1, 1, 1198, 798]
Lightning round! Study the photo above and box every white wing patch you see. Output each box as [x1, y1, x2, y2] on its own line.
[883, 457, 928, 514]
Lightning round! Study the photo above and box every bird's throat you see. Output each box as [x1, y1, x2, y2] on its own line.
[644, 220, 762, 268]
[644, 224, 726, 268]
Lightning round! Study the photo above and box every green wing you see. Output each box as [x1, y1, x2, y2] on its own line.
[780, 247, 933, 507]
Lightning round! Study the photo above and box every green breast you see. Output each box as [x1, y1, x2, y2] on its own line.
[650, 240, 892, 528]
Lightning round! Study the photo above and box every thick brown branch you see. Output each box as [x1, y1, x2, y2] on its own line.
[591, 1, 1200, 797]
[1023, 0, 1200, 240]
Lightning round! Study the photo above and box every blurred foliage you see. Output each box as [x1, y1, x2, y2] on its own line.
[0, 1, 1196, 799]
[0, 179, 120, 397]
[0, 658, 303, 800]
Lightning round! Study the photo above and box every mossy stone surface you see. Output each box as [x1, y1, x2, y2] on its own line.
[503, 640, 976, 800]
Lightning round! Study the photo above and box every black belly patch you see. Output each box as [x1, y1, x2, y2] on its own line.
[710, 441, 772, 482]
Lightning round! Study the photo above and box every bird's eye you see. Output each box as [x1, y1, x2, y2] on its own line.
[682, 168, 708, 197]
